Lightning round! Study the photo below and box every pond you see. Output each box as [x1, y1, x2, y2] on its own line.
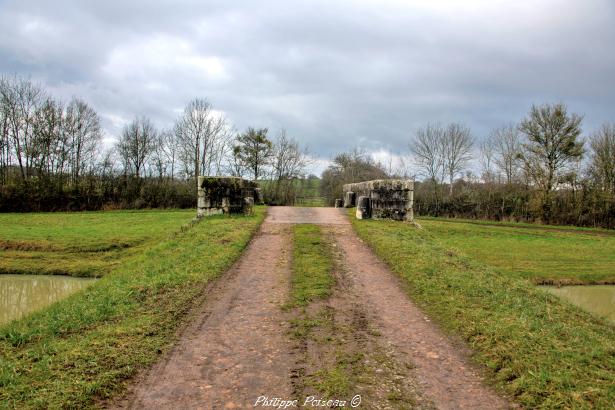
[543, 285, 615, 324]
[0, 274, 95, 326]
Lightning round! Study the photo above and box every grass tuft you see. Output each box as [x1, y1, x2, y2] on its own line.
[289, 224, 335, 306]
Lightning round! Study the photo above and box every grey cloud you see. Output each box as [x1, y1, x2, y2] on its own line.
[1, 0, 614, 168]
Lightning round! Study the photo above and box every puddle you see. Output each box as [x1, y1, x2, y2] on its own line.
[543, 285, 615, 324]
[0, 274, 95, 325]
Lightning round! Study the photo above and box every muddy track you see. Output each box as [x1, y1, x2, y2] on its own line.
[112, 207, 511, 409]
[287, 226, 433, 409]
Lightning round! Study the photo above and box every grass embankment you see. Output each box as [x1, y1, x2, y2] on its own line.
[419, 217, 615, 285]
[0, 210, 194, 277]
[0, 208, 265, 409]
[352, 216, 615, 408]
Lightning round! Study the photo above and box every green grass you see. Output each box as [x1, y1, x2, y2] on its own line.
[351, 215, 615, 409]
[0, 210, 194, 277]
[419, 217, 615, 284]
[0, 208, 265, 409]
[0, 210, 194, 251]
[289, 224, 335, 306]
[287, 225, 354, 401]
[312, 365, 351, 397]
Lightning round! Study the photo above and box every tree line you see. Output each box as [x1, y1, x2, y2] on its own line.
[0, 75, 310, 211]
[4, 73, 614, 227]
[321, 103, 615, 228]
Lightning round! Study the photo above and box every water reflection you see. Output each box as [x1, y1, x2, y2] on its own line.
[543, 285, 615, 324]
[0, 274, 94, 325]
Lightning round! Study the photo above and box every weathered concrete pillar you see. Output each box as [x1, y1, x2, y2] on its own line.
[221, 197, 230, 214]
[197, 176, 206, 218]
[344, 191, 356, 208]
[254, 188, 263, 205]
[405, 188, 414, 221]
[356, 196, 371, 219]
[334, 199, 343, 208]
[244, 197, 254, 215]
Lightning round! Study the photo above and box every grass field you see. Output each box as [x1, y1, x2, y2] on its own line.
[352, 214, 615, 408]
[419, 217, 615, 285]
[0, 208, 265, 408]
[0, 210, 194, 277]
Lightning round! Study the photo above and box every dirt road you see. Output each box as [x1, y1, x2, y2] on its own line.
[114, 207, 509, 409]
[117, 222, 294, 409]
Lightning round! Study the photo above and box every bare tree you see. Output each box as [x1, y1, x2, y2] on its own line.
[207, 123, 234, 177]
[174, 98, 228, 185]
[410, 123, 446, 187]
[0, 78, 9, 183]
[117, 117, 156, 178]
[31, 97, 64, 178]
[64, 98, 102, 182]
[442, 123, 473, 195]
[0, 76, 45, 179]
[268, 129, 309, 204]
[410, 123, 448, 208]
[151, 131, 169, 180]
[227, 144, 246, 178]
[518, 103, 584, 222]
[479, 136, 496, 183]
[490, 124, 522, 184]
[160, 129, 179, 179]
[588, 123, 615, 193]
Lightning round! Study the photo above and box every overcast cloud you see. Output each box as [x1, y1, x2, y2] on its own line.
[1, 0, 614, 174]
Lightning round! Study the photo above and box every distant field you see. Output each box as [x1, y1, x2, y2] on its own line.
[0, 210, 194, 277]
[419, 217, 615, 285]
[258, 178, 325, 207]
[294, 196, 326, 207]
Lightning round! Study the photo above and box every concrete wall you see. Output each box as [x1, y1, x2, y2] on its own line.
[197, 176, 258, 218]
[342, 179, 414, 221]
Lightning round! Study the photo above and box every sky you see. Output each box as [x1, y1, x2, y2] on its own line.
[1, 0, 614, 175]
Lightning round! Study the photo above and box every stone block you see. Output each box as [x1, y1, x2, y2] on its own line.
[343, 179, 414, 221]
[356, 196, 371, 219]
[197, 176, 258, 218]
